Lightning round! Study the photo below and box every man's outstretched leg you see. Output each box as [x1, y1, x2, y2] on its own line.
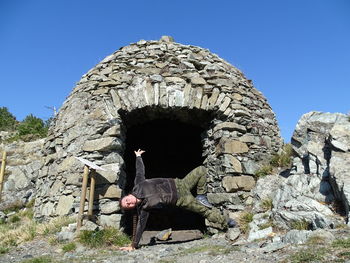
[175, 192, 228, 229]
[175, 166, 235, 229]
[175, 166, 227, 229]
[177, 166, 213, 208]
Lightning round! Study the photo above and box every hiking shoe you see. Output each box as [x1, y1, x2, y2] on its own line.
[227, 218, 237, 228]
[196, 194, 213, 208]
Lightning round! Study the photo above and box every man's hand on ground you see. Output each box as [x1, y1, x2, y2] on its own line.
[134, 149, 145, 157]
[119, 246, 135, 251]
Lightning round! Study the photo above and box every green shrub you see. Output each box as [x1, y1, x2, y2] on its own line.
[0, 107, 17, 131]
[78, 227, 131, 248]
[17, 114, 48, 140]
[62, 242, 76, 252]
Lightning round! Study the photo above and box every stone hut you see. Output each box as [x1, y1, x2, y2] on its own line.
[34, 36, 283, 232]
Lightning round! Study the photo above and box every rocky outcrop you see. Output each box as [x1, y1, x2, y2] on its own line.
[249, 111, 350, 243]
[34, 36, 283, 226]
[0, 139, 45, 210]
[282, 111, 349, 226]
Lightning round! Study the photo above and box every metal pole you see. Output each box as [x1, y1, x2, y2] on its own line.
[88, 169, 96, 219]
[77, 165, 89, 231]
[0, 151, 7, 201]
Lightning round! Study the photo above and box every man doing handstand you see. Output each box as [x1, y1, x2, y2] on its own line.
[119, 149, 236, 250]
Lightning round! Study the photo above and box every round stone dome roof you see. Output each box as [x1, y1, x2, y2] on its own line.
[35, 36, 283, 223]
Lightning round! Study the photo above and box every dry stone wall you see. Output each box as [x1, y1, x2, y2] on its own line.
[34, 36, 283, 228]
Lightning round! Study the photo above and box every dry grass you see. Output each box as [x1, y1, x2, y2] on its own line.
[0, 215, 74, 247]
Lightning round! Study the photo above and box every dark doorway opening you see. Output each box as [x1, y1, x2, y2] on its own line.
[123, 117, 207, 233]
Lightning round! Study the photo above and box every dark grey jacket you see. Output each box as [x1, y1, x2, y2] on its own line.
[131, 156, 178, 248]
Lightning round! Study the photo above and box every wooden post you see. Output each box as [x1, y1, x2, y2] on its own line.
[88, 169, 96, 219]
[0, 151, 7, 201]
[77, 165, 89, 231]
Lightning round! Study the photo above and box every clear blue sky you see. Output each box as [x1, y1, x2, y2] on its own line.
[1, 0, 349, 142]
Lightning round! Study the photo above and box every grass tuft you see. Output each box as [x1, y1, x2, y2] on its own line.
[332, 238, 350, 248]
[0, 246, 9, 254]
[255, 144, 294, 179]
[9, 215, 21, 223]
[2, 200, 25, 214]
[270, 144, 293, 168]
[254, 165, 273, 178]
[261, 198, 273, 211]
[289, 248, 327, 263]
[290, 219, 310, 230]
[62, 242, 76, 252]
[78, 227, 130, 248]
[258, 221, 274, 230]
[20, 255, 53, 263]
[307, 235, 327, 245]
[239, 212, 254, 234]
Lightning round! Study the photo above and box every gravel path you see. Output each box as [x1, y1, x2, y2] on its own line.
[0, 235, 296, 263]
[2, 230, 350, 263]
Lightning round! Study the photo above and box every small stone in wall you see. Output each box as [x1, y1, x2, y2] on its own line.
[82, 137, 121, 152]
[99, 201, 120, 214]
[222, 175, 256, 192]
[99, 214, 122, 228]
[213, 122, 247, 133]
[56, 195, 75, 216]
[216, 138, 249, 155]
[93, 184, 122, 199]
[221, 154, 242, 173]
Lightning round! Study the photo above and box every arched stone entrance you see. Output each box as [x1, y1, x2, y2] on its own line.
[121, 107, 213, 232]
